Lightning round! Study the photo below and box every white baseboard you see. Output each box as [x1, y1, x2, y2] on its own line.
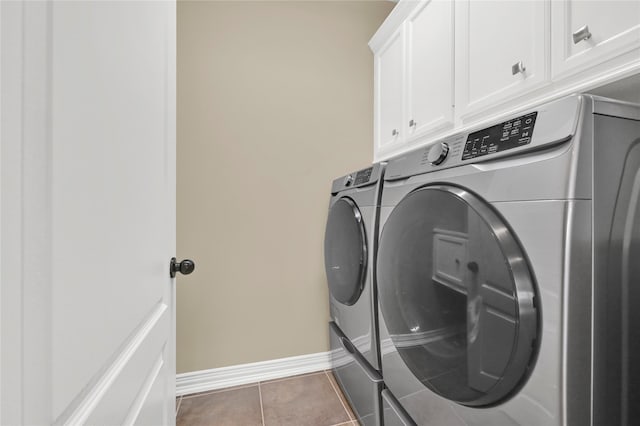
[176, 351, 332, 396]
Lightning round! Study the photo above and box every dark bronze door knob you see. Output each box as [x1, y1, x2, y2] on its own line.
[170, 257, 195, 278]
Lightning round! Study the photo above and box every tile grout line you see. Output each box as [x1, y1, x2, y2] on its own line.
[258, 382, 266, 426]
[259, 370, 325, 385]
[329, 422, 354, 426]
[175, 396, 182, 418]
[180, 382, 258, 399]
[324, 370, 354, 422]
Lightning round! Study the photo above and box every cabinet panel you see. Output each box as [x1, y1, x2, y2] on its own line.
[455, 0, 549, 121]
[375, 27, 405, 153]
[371, 0, 638, 161]
[552, 0, 640, 79]
[406, 0, 454, 140]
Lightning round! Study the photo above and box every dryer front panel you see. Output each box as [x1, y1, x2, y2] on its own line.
[376, 185, 539, 407]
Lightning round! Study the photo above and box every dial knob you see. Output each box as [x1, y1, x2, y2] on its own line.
[344, 174, 354, 187]
[427, 142, 449, 165]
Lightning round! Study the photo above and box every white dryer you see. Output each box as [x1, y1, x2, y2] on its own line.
[324, 163, 385, 426]
[376, 95, 640, 426]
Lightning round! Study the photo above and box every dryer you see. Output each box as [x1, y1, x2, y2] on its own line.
[324, 163, 385, 426]
[375, 95, 640, 426]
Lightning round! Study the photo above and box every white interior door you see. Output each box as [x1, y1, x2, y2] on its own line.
[1, 1, 177, 424]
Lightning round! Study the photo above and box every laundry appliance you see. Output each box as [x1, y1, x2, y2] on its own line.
[375, 95, 640, 426]
[324, 163, 385, 426]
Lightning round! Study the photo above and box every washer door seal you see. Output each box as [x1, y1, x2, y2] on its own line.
[377, 185, 539, 407]
[324, 197, 368, 306]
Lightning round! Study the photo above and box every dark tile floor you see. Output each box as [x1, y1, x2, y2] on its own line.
[176, 370, 358, 426]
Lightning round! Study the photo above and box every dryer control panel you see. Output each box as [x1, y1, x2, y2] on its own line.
[331, 162, 384, 194]
[354, 167, 373, 185]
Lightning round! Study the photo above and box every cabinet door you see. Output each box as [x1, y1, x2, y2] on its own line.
[551, 1, 640, 79]
[406, 0, 454, 141]
[455, 1, 549, 122]
[374, 26, 405, 155]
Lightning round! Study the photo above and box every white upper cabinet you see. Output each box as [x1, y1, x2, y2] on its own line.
[406, 0, 455, 140]
[375, 27, 405, 154]
[372, 0, 454, 158]
[551, 0, 640, 79]
[455, 0, 549, 121]
[370, 0, 640, 160]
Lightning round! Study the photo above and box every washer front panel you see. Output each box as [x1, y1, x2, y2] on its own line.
[377, 185, 538, 406]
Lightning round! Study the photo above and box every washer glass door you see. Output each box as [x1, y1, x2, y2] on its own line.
[377, 185, 538, 406]
[324, 197, 368, 306]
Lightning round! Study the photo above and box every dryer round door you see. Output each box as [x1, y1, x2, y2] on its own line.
[377, 185, 539, 407]
[324, 197, 368, 306]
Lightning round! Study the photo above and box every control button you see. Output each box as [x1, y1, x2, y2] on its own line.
[344, 175, 354, 187]
[525, 118, 532, 125]
[427, 142, 450, 166]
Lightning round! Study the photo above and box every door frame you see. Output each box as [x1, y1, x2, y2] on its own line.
[1, 2, 53, 423]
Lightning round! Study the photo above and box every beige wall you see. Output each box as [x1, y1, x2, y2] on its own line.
[177, 1, 394, 373]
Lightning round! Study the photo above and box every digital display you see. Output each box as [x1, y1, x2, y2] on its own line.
[354, 167, 373, 185]
[462, 112, 538, 161]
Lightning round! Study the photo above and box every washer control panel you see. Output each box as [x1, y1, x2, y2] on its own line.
[462, 112, 538, 160]
[383, 95, 581, 181]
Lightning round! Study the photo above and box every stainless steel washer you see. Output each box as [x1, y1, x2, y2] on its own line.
[376, 95, 640, 426]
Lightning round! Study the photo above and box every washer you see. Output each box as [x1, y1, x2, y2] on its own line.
[375, 95, 640, 426]
[324, 163, 385, 426]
